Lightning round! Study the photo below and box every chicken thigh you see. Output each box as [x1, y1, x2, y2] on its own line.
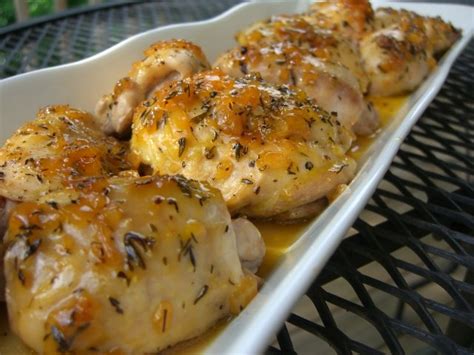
[360, 19, 433, 96]
[0, 105, 128, 301]
[224, 15, 378, 135]
[96, 39, 210, 137]
[235, 15, 369, 93]
[215, 44, 376, 136]
[0, 105, 130, 203]
[374, 7, 460, 56]
[361, 7, 459, 96]
[307, 0, 375, 43]
[4, 174, 259, 353]
[130, 70, 356, 220]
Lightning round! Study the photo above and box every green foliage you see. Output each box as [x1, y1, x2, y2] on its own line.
[0, 0, 90, 27]
[27, 0, 54, 17]
[0, 1, 15, 27]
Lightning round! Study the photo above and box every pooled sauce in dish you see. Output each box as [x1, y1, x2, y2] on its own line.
[254, 95, 408, 277]
[256, 221, 311, 278]
[0, 96, 406, 354]
[350, 95, 408, 160]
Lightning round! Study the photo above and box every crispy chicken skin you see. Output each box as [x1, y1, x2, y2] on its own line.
[4, 175, 258, 354]
[0, 105, 128, 303]
[215, 43, 377, 136]
[226, 15, 378, 136]
[235, 15, 369, 93]
[307, 0, 375, 43]
[360, 19, 433, 96]
[96, 39, 210, 137]
[130, 70, 356, 219]
[361, 8, 459, 96]
[374, 7, 461, 56]
[0, 105, 129, 203]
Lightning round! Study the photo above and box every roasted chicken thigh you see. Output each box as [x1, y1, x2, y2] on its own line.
[360, 19, 433, 96]
[222, 15, 378, 136]
[374, 7, 460, 56]
[96, 39, 210, 137]
[215, 44, 377, 136]
[0, 105, 130, 303]
[307, 0, 375, 43]
[362, 7, 460, 96]
[4, 175, 259, 353]
[0, 105, 129, 203]
[130, 70, 356, 219]
[235, 15, 369, 93]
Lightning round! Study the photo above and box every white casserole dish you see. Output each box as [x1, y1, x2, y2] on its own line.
[0, 1, 472, 353]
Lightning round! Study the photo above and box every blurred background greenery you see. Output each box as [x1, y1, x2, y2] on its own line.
[0, 0, 90, 27]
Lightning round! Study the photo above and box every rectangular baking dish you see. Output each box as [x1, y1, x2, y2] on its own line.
[0, 1, 472, 353]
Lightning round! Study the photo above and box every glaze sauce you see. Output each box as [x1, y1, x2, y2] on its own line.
[178, 96, 408, 353]
[350, 95, 408, 160]
[0, 96, 406, 354]
[253, 95, 408, 277]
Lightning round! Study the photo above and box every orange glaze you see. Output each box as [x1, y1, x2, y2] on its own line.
[0, 309, 227, 355]
[256, 220, 311, 278]
[254, 95, 408, 278]
[161, 318, 230, 354]
[350, 95, 408, 160]
[0, 96, 407, 354]
[164, 220, 312, 352]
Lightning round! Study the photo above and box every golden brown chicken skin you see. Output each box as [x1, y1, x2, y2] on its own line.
[307, 0, 375, 43]
[96, 39, 210, 137]
[215, 42, 379, 136]
[360, 17, 434, 96]
[361, 6, 460, 96]
[0, 105, 129, 203]
[4, 175, 258, 354]
[0, 105, 129, 303]
[374, 7, 460, 56]
[236, 14, 369, 93]
[130, 70, 356, 220]
[229, 15, 378, 135]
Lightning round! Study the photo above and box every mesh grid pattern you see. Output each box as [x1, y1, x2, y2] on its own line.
[1, 1, 472, 353]
[270, 43, 474, 354]
[0, 0, 241, 78]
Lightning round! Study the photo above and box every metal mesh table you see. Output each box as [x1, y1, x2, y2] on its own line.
[1, 1, 473, 353]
